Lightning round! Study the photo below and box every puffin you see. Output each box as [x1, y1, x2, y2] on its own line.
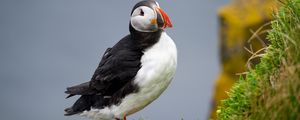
[64, 0, 177, 120]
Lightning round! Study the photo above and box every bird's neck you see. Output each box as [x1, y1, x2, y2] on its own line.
[129, 25, 163, 49]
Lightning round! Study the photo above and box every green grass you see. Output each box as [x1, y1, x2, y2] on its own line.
[217, 0, 300, 119]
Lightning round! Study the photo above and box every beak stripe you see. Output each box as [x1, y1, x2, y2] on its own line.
[156, 8, 173, 29]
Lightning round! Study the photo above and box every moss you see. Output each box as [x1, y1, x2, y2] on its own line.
[217, 0, 300, 119]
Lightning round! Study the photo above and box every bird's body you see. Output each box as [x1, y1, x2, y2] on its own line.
[65, 1, 176, 120]
[80, 32, 176, 120]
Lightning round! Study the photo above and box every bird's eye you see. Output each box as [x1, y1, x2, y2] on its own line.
[140, 9, 144, 16]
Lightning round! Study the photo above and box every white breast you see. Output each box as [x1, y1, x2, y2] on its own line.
[81, 32, 177, 120]
[135, 32, 177, 86]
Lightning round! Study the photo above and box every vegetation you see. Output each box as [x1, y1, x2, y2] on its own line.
[217, 0, 300, 119]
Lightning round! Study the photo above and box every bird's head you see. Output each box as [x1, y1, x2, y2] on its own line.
[130, 0, 172, 32]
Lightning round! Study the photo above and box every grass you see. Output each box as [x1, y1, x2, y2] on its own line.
[217, 0, 300, 119]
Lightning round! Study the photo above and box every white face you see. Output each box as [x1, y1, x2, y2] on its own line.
[130, 6, 158, 32]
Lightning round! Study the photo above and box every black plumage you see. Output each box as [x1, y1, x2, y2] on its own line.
[65, 29, 163, 116]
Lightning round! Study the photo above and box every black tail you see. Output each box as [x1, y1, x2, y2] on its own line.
[65, 82, 96, 98]
[64, 95, 106, 116]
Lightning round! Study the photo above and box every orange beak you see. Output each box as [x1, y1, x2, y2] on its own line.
[156, 7, 173, 29]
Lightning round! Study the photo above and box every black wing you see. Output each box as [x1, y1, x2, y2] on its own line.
[90, 42, 142, 96]
[65, 35, 142, 98]
[64, 48, 112, 98]
[64, 35, 143, 116]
